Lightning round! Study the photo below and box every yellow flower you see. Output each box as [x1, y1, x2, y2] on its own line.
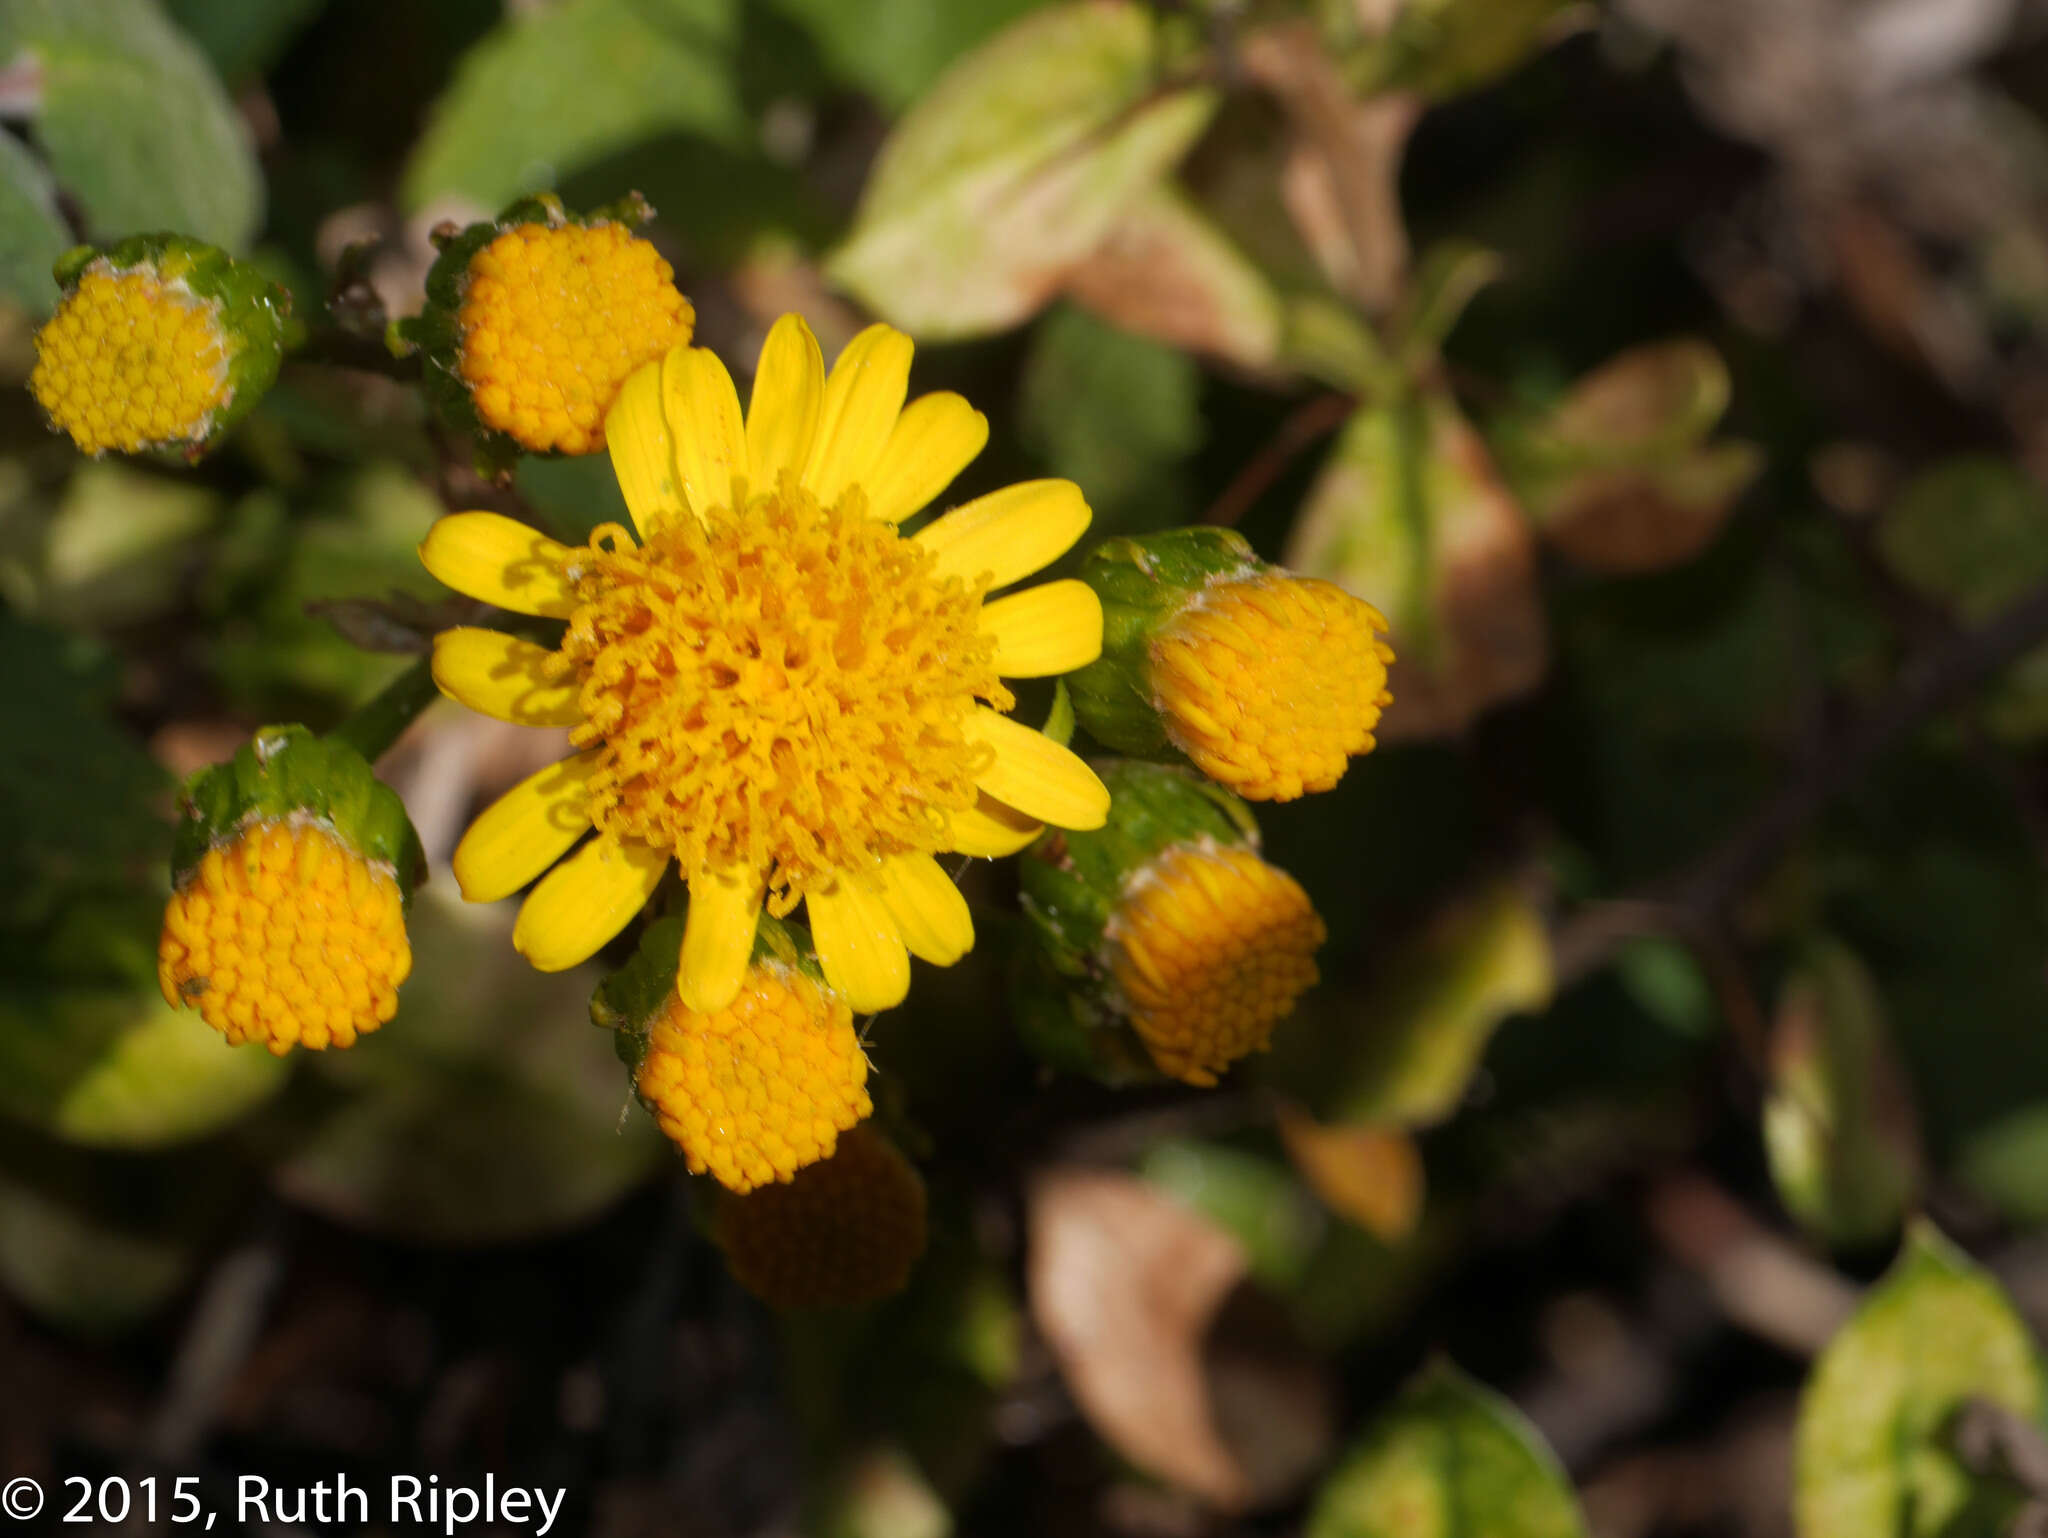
[1107, 838, 1324, 1086]
[422, 316, 1109, 1014]
[33, 264, 233, 457]
[158, 819, 411, 1054]
[455, 219, 692, 456]
[713, 1125, 927, 1310]
[637, 958, 871, 1193]
[1151, 573, 1393, 802]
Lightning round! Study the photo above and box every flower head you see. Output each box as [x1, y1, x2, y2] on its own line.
[1070, 527, 1394, 801]
[159, 819, 410, 1053]
[1018, 760, 1323, 1086]
[158, 727, 425, 1054]
[1107, 839, 1324, 1085]
[31, 235, 289, 460]
[397, 194, 692, 460]
[637, 957, 871, 1193]
[424, 316, 1109, 1014]
[713, 1126, 927, 1310]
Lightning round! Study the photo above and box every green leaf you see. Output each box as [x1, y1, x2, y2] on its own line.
[1762, 939, 1920, 1249]
[1307, 1362, 1588, 1538]
[1795, 1222, 2045, 1538]
[1327, 882, 1553, 1128]
[0, 131, 73, 317]
[1019, 303, 1202, 536]
[23, 462, 221, 630]
[0, 614, 172, 937]
[825, 1, 1217, 339]
[766, 0, 1042, 111]
[1347, 0, 1583, 101]
[1140, 1138, 1325, 1290]
[0, 0, 263, 250]
[401, 0, 745, 213]
[1876, 457, 2048, 620]
[0, 985, 290, 1148]
[267, 886, 664, 1244]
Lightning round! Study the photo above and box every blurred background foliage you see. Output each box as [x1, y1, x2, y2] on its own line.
[14, 0, 2048, 1534]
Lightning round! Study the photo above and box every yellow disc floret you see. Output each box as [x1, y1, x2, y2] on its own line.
[636, 960, 872, 1193]
[1106, 839, 1325, 1086]
[1150, 574, 1394, 802]
[157, 819, 411, 1054]
[457, 221, 692, 456]
[557, 490, 1010, 915]
[31, 263, 232, 456]
[713, 1126, 928, 1310]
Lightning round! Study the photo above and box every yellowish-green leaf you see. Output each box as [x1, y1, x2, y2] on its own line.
[1307, 1361, 1588, 1538]
[1345, 0, 1586, 102]
[825, 2, 1218, 339]
[1762, 939, 1920, 1249]
[1795, 1222, 2045, 1538]
[1328, 882, 1552, 1128]
[0, 986, 291, 1149]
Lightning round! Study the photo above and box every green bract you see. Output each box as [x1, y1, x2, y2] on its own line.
[1065, 526, 1263, 760]
[591, 912, 823, 1079]
[171, 725, 424, 903]
[1015, 759, 1259, 1083]
[52, 232, 290, 461]
[388, 190, 657, 473]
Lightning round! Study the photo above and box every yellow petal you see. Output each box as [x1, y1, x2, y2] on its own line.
[807, 880, 910, 1014]
[431, 627, 582, 726]
[917, 480, 1091, 592]
[677, 865, 763, 1013]
[746, 314, 825, 490]
[451, 753, 600, 903]
[512, 836, 669, 972]
[965, 708, 1110, 830]
[981, 579, 1104, 677]
[946, 792, 1042, 858]
[863, 392, 988, 523]
[606, 359, 685, 535]
[419, 512, 579, 617]
[801, 323, 913, 508]
[663, 345, 747, 520]
[876, 854, 974, 966]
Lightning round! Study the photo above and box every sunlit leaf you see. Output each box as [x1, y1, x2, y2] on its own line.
[1795, 1222, 2044, 1538]
[1306, 1361, 1588, 1538]
[1326, 881, 1553, 1128]
[825, 2, 1216, 339]
[401, 0, 744, 212]
[0, 0, 262, 249]
[1762, 938, 1920, 1249]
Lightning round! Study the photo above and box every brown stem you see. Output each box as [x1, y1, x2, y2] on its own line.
[1202, 391, 1355, 527]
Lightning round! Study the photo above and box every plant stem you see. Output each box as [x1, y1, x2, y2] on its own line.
[325, 656, 439, 763]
